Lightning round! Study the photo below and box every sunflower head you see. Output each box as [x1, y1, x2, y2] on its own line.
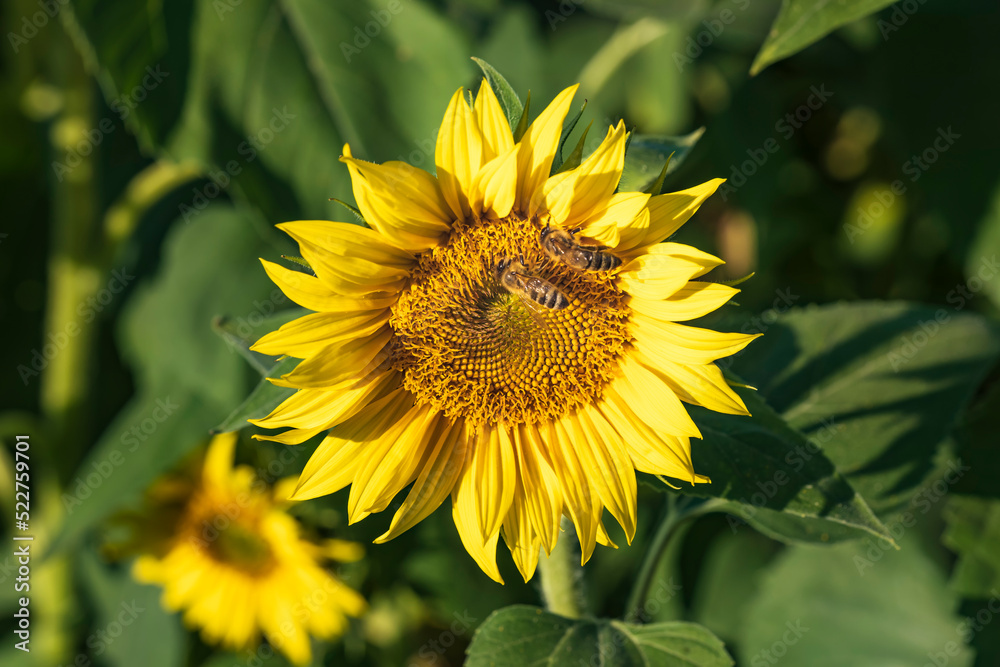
[250, 79, 758, 583]
[130, 433, 366, 665]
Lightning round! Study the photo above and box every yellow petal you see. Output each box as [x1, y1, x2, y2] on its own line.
[321, 539, 365, 562]
[452, 436, 504, 583]
[277, 220, 414, 267]
[514, 424, 563, 554]
[250, 368, 396, 432]
[547, 418, 600, 564]
[349, 404, 439, 521]
[598, 393, 699, 483]
[637, 178, 726, 248]
[291, 389, 412, 500]
[613, 354, 701, 438]
[516, 84, 579, 214]
[628, 282, 739, 322]
[581, 192, 650, 249]
[202, 432, 238, 486]
[251, 309, 390, 358]
[618, 244, 724, 300]
[631, 315, 761, 365]
[276, 327, 393, 389]
[539, 121, 628, 227]
[475, 79, 515, 161]
[436, 88, 483, 221]
[341, 145, 452, 251]
[471, 145, 519, 219]
[574, 405, 637, 543]
[376, 419, 468, 543]
[457, 425, 516, 542]
[634, 350, 749, 415]
[260, 259, 398, 313]
[501, 483, 542, 582]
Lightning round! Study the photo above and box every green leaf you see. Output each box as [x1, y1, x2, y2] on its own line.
[944, 496, 1000, 599]
[213, 357, 299, 434]
[48, 206, 281, 555]
[472, 57, 524, 134]
[684, 388, 893, 545]
[46, 388, 218, 557]
[730, 302, 1000, 516]
[66, 0, 469, 220]
[617, 128, 704, 193]
[738, 539, 973, 667]
[466, 605, 732, 667]
[79, 549, 185, 667]
[211, 307, 308, 377]
[750, 0, 897, 75]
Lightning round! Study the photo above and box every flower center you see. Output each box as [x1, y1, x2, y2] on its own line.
[208, 519, 275, 574]
[390, 214, 629, 426]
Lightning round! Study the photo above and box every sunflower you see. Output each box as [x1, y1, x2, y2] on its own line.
[250, 81, 758, 583]
[131, 433, 366, 664]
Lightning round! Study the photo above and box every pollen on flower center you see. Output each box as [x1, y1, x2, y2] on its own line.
[389, 213, 630, 426]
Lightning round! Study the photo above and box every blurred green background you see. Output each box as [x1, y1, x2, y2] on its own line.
[3, 0, 1000, 665]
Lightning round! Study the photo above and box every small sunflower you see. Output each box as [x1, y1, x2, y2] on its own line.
[250, 81, 758, 583]
[132, 433, 366, 665]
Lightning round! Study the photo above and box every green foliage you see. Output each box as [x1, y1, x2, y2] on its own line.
[8, 1, 1000, 666]
[944, 496, 1000, 598]
[731, 302, 1000, 516]
[751, 0, 898, 75]
[738, 539, 973, 667]
[466, 606, 732, 666]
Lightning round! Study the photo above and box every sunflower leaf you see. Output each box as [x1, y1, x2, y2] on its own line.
[750, 0, 898, 75]
[682, 388, 895, 545]
[212, 357, 299, 434]
[729, 301, 1000, 517]
[617, 128, 704, 193]
[737, 537, 974, 667]
[466, 605, 732, 667]
[472, 57, 524, 134]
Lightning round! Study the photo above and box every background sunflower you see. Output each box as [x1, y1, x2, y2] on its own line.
[2, 1, 1000, 666]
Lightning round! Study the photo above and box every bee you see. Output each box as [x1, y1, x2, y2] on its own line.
[539, 224, 621, 272]
[496, 255, 569, 310]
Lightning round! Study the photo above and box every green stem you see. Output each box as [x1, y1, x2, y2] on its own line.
[537, 518, 585, 618]
[624, 496, 719, 623]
